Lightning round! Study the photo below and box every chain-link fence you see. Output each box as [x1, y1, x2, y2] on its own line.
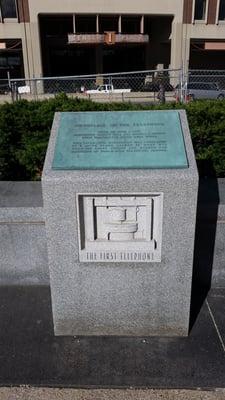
[188, 69, 225, 88]
[3, 68, 225, 104]
[0, 79, 11, 95]
[181, 69, 225, 101]
[3, 68, 181, 104]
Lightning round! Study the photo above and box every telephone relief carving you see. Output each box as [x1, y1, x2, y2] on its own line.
[78, 194, 163, 262]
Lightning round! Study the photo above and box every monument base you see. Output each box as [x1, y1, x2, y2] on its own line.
[42, 110, 198, 336]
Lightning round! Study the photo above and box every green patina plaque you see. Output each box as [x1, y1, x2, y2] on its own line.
[52, 111, 188, 170]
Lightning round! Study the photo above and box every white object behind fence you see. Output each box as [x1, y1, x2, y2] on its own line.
[18, 85, 31, 94]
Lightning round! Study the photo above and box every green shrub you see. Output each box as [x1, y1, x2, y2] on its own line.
[185, 100, 225, 177]
[0, 94, 225, 180]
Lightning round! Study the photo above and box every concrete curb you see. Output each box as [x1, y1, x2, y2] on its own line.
[0, 388, 225, 400]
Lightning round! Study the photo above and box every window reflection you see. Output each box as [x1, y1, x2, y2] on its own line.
[219, 0, 225, 20]
[0, 0, 17, 19]
[194, 0, 207, 20]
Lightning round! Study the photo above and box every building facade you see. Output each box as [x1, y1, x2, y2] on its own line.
[0, 0, 225, 80]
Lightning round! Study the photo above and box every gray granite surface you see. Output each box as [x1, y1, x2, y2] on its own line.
[211, 223, 225, 287]
[0, 388, 224, 399]
[42, 110, 198, 336]
[0, 223, 49, 285]
[0, 207, 44, 222]
[0, 180, 224, 288]
[0, 181, 43, 207]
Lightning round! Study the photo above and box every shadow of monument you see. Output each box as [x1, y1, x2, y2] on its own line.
[189, 167, 219, 332]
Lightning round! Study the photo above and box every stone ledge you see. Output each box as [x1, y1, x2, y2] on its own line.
[0, 180, 224, 287]
[0, 207, 44, 223]
[0, 181, 43, 208]
[0, 179, 225, 222]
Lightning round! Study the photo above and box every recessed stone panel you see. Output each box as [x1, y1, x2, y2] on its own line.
[78, 193, 163, 262]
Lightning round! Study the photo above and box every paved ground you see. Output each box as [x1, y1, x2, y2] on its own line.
[0, 388, 225, 400]
[0, 286, 225, 388]
[0, 92, 174, 104]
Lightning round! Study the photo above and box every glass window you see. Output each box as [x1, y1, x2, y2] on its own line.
[8, 56, 20, 66]
[0, 56, 7, 67]
[194, 0, 207, 20]
[219, 0, 225, 20]
[0, 0, 17, 19]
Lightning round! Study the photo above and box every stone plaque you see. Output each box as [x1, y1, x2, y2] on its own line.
[52, 111, 188, 170]
[78, 193, 163, 262]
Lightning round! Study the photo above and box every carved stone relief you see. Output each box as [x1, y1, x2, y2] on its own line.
[78, 194, 163, 263]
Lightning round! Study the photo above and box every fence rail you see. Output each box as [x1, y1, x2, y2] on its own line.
[1, 68, 225, 104]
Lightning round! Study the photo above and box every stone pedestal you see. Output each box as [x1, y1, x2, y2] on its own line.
[42, 110, 198, 336]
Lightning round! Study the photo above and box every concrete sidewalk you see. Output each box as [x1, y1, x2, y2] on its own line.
[0, 388, 225, 400]
[0, 286, 225, 389]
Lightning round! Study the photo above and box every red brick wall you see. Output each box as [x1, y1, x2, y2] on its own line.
[207, 0, 218, 24]
[17, 0, 30, 23]
[183, 0, 193, 23]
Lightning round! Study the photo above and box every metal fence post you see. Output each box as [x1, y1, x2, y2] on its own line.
[180, 65, 184, 103]
[10, 83, 14, 103]
[7, 71, 12, 102]
[11, 82, 17, 103]
[33, 79, 38, 101]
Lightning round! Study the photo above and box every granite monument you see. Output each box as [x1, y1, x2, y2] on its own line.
[42, 110, 198, 336]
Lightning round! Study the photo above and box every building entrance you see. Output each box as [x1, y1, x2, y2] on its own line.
[39, 14, 172, 77]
